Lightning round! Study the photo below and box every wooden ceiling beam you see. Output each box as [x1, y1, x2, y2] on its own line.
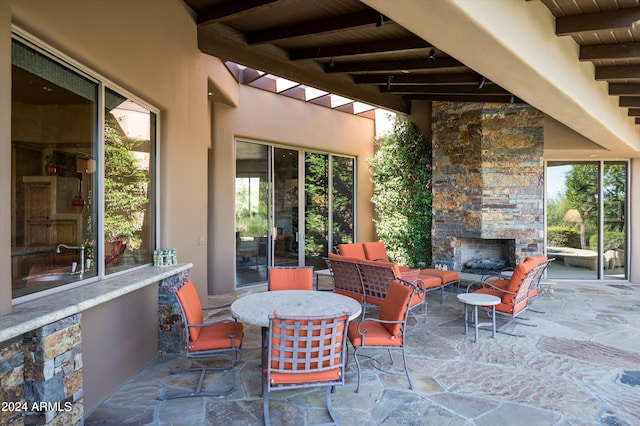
[197, 26, 411, 114]
[404, 94, 523, 103]
[580, 41, 640, 61]
[619, 96, 640, 107]
[326, 57, 464, 73]
[627, 108, 640, 117]
[595, 65, 640, 81]
[289, 36, 429, 60]
[609, 83, 640, 95]
[381, 84, 509, 95]
[247, 10, 389, 44]
[197, 0, 278, 25]
[556, 7, 640, 36]
[353, 72, 483, 85]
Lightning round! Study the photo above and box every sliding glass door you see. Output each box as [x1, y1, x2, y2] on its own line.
[546, 161, 627, 280]
[235, 141, 355, 287]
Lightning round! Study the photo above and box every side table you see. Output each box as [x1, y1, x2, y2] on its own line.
[313, 268, 332, 291]
[457, 293, 501, 343]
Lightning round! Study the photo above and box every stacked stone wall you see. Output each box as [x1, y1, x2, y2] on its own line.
[432, 101, 544, 270]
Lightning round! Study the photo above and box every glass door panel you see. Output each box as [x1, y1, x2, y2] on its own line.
[546, 162, 599, 280]
[235, 142, 269, 286]
[603, 162, 626, 280]
[273, 148, 299, 266]
[332, 155, 355, 247]
[304, 153, 329, 270]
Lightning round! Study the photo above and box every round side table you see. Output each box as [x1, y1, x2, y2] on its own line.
[457, 293, 501, 343]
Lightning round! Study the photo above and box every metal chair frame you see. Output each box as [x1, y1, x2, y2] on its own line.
[467, 261, 546, 336]
[159, 280, 243, 400]
[347, 280, 420, 392]
[356, 261, 427, 322]
[263, 312, 350, 426]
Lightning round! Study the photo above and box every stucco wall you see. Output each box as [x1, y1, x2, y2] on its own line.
[210, 85, 375, 294]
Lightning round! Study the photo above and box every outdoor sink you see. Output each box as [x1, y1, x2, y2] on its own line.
[23, 272, 73, 282]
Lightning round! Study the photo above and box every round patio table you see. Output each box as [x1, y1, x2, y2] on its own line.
[231, 290, 361, 328]
[457, 293, 501, 343]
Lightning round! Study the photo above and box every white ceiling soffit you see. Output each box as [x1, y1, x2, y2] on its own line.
[361, 0, 640, 156]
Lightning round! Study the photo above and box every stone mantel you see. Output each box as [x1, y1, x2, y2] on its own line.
[0, 263, 193, 343]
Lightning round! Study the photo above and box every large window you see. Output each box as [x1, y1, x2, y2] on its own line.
[546, 161, 627, 280]
[10, 34, 157, 301]
[235, 141, 355, 286]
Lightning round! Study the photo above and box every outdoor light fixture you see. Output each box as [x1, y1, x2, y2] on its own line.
[376, 13, 384, 27]
[428, 49, 436, 62]
[328, 58, 335, 70]
[478, 76, 486, 90]
[509, 95, 515, 104]
[386, 75, 394, 90]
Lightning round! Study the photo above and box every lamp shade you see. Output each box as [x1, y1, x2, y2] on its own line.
[563, 209, 583, 223]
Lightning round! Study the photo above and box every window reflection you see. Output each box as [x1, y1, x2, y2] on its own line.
[11, 39, 98, 298]
[104, 89, 155, 273]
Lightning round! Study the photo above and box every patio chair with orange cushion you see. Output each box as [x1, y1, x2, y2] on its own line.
[160, 278, 243, 399]
[263, 312, 350, 426]
[466, 258, 545, 335]
[268, 266, 313, 291]
[324, 254, 366, 305]
[347, 279, 420, 392]
[356, 259, 432, 322]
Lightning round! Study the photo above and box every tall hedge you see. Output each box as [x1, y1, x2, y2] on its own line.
[369, 118, 433, 266]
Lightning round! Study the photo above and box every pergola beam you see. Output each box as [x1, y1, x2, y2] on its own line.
[247, 10, 389, 44]
[581, 42, 640, 61]
[289, 36, 429, 60]
[556, 7, 640, 36]
[197, 0, 278, 25]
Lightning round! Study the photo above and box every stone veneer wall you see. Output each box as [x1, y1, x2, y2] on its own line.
[0, 269, 188, 425]
[158, 272, 190, 355]
[431, 101, 545, 271]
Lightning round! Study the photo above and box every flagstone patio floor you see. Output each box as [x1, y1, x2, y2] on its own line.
[85, 275, 640, 426]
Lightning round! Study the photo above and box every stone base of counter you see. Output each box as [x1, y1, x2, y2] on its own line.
[157, 272, 190, 355]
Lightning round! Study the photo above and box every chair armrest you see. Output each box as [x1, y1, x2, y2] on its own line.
[355, 318, 403, 335]
[203, 303, 232, 311]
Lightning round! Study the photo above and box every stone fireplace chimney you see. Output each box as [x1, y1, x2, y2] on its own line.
[431, 102, 544, 272]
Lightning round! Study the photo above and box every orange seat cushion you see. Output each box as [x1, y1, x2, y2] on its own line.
[419, 269, 459, 285]
[189, 321, 244, 352]
[362, 241, 389, 262]
[269, 368, 342, 385]
[347, 321, 403, 347]
[417, 273, 442, 289]
[328, 252, 361, 262]
[337, 243, 366, 258]
[506, 260, 535, 293]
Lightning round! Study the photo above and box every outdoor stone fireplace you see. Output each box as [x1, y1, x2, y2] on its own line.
[431, 101, 544, 273]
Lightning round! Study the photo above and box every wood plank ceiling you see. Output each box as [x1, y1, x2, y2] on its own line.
[184, 0, 640, 124]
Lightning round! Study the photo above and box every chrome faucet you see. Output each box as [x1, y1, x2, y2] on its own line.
[56, 244, 85, 278]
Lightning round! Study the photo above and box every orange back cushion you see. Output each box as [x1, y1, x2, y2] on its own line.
[269, 267, 313, 291]
[363, 241, 389, 262]
[328, 252, 361, 262]
[506, 260, 535, 293]
[176, 280, 204, 341]
[337, 243, 366, 259]
[379, 280, 412, 337]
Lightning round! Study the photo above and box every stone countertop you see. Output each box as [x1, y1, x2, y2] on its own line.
[0, 263, 193, 343]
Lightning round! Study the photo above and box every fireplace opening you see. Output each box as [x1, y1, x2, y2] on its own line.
[459, 238, 515, 275]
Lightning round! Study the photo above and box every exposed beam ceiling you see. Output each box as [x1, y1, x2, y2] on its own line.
[184, 0, 640, 153]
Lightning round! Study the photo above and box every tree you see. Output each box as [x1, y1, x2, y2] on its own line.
[369, 118, 432, 266]
[104, 118, 149, 249]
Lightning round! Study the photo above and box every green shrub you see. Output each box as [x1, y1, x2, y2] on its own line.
[547, 225, 580, 248]
[369, 118, 432, 266]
